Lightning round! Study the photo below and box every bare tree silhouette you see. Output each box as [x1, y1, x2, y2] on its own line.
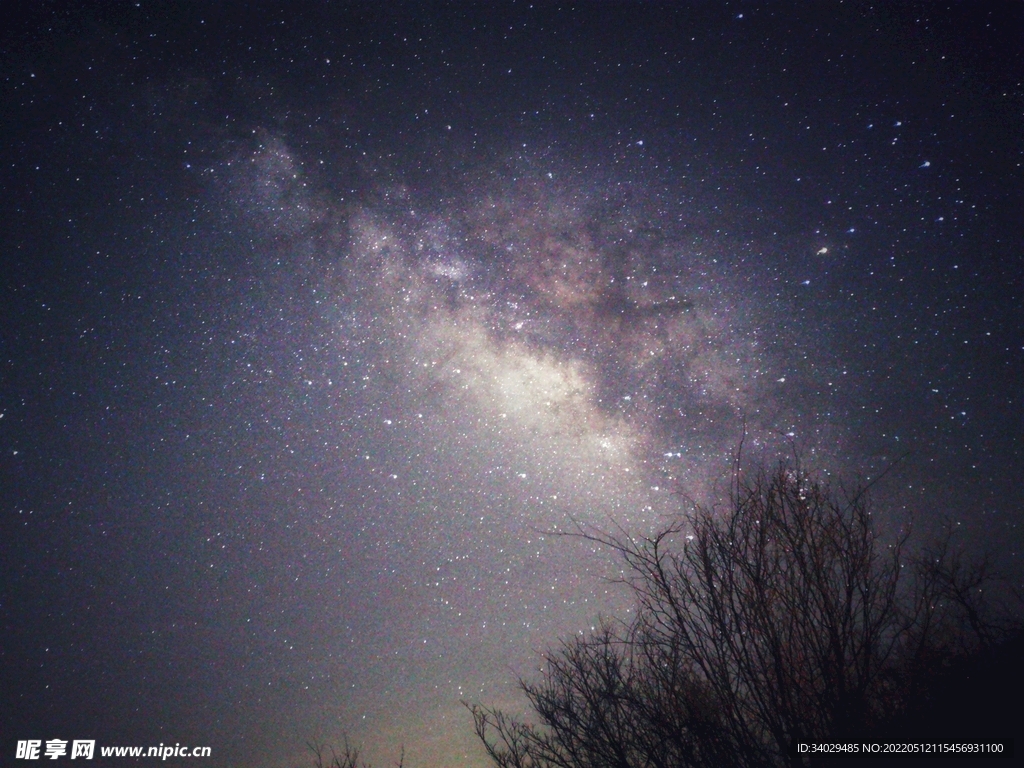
[469, 460, 1020, 767]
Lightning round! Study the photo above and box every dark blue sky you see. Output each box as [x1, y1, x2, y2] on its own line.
[2, 2, 1022, 765]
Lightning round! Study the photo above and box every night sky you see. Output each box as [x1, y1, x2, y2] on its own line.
[2, 2, 1022, 766]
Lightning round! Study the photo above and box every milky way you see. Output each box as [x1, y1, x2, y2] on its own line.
[209, 137, 886, 763]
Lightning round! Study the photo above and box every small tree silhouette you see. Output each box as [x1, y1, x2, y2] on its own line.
[469, 460, 1019, 767]
[307, 739, 405, 768]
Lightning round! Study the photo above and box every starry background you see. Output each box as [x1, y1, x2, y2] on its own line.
[1, 2, 1022, 766]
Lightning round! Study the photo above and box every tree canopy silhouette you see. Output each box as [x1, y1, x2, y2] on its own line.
[469, 460, 1020, 767]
